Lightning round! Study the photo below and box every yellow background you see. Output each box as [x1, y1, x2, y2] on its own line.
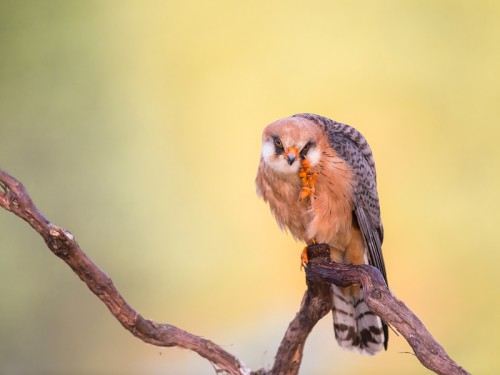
[1, 1, 499, 374]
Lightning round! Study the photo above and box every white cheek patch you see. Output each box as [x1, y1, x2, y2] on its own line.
[307, 147, 321, 167]
[261, 142, 275, 160]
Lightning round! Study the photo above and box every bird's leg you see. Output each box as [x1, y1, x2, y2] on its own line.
[298, 159, 319, 203]
[300, 239, 316, 269]
[300, 247, 309, 269]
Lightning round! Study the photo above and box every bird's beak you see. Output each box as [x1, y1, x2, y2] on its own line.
[284, 147, 299, 165]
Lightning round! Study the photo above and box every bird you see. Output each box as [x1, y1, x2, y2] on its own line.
[255, 113, 388, 355]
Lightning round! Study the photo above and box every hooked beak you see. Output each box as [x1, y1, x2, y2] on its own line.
[284, 147, 299, 165]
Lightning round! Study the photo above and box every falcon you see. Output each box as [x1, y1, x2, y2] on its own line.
[255, 113, 388, 354]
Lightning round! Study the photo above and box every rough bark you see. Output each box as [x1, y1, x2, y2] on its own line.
[0, 168, 470, 375]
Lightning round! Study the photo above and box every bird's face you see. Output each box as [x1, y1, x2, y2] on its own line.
[261, 117, 322, 175]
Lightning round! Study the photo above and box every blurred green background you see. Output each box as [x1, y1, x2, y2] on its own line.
[1, 1, 499, 374]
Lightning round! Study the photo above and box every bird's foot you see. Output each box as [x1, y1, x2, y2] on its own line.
[300, 246, 309, 270]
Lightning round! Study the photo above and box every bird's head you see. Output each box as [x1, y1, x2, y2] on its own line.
[261, 116, 322, 175]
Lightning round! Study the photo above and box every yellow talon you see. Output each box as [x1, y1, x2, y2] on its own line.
[300, 246, 309, 269]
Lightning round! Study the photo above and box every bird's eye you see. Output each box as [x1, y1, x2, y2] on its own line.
[274, 138, 283, 149]
[301, 142, 312, 155]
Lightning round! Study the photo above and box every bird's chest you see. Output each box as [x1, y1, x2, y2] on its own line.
[257, 157, 355, 249]
[272, 181, 312, 241]
[262, 175, 352, 247]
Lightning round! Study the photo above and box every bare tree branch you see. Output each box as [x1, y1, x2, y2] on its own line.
[0, 168, 251, 375]
[304, 244, 470, 375]
[270, 265, 333, 375]
[0, 168, 470, 375]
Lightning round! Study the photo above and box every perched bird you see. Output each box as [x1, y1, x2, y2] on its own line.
[255, 113, 388, 354]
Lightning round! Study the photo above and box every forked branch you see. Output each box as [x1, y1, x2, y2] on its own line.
[0, 168, 469, 375]
[304, 245, 470, 375]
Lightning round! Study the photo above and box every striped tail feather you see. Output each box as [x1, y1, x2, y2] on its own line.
[331, 285, 386, 355]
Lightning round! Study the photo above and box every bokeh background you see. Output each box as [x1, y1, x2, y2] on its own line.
[1, 1, 499, 374]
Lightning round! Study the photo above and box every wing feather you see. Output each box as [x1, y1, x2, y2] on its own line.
[294, 113, 387, 283]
